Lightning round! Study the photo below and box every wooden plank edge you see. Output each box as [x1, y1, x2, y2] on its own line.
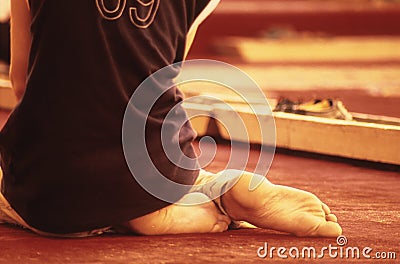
[183, 103, 400, 165]
[0, 79, 16, 110]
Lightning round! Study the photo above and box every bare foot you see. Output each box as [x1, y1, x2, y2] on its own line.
[221, 171, 342, 237]
[126, 192, 231, 235]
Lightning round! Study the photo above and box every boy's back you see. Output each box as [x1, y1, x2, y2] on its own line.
[0, 0, 216, 234]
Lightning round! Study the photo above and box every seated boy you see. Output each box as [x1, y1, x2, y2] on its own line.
[0, 0, 341, 237]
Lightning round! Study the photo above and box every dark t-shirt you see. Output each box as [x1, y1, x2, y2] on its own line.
[0, 0, 217, 234]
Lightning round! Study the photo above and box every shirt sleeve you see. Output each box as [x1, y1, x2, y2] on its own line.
[184, 0, 219, 58]
[187, 0, 220, 37]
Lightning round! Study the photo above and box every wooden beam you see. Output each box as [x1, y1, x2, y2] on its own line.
[222, 37, 400, 63]
[183, 101, 400, 165]
[0, 77, 16, 110]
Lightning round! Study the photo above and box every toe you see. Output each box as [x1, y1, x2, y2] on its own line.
[217, 213, 232, 225]
[326, 213, 338, 223]
[322, 203, 331, 215]
[211, 220, 229, 232]
[314, 221, 342, 237]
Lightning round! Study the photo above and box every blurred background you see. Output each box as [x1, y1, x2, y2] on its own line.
[185, 0, 400, 118]
[0, 0, 399, 117]
[0, 0, 10, 65]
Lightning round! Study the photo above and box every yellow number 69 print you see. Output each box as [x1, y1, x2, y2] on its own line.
[95, 0, 160, 28]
